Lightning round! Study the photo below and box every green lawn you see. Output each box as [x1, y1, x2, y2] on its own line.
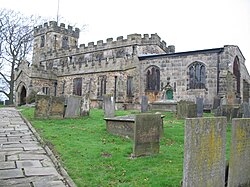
[19, 107, 231, 187]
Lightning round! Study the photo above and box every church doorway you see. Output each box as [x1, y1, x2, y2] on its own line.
[20, 86, 27, 105]
[166, 89, 173, 100]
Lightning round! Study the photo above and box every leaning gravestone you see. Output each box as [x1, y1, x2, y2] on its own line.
[228, 119, 250, 187]
[103, 95, 115, 118]
[183, 117, 227, 187]
[64, 95, 82, 118]
[34, 95, 50, 118]
[133, 114, 161, 157]
[196, 97, 203, 117]
[141, 95, 148, 113]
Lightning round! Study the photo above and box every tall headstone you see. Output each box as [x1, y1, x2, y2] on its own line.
[213, 96, 221, 109]
[242, 102, 250, 118]
[64, 95, 82, 118]
[141, 96, 148, 113]
[81, 95, 90, 116]
[196, 97, 203, 117]
[133, 114, 161, 157]
[34, 95, 50, 118]
[103, 95, 115, 118]
[183, 117, 227, 187]
[226, 72, 236, 105]
[228, 119, 250, 187]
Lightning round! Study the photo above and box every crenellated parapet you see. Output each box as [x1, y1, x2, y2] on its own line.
[34, 21, 80, 38]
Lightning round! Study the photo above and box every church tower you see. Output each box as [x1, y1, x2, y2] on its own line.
[32, 21, 80, 66]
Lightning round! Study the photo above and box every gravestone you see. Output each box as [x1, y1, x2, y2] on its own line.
[196, 97, 203, 117]
[103, 95, 115, 118]
[213, 96, 221, 109]
[183, 117, 227, 187]
[34, 95, 65, 119]
[176, 100, 197, 119]
[141, 96, 148, 113]
[81, 95, 90, 116]
[48, 96, 65, 119]
[228, 119, 250, 187]
[133, 114, 161, 157]
[242, 102, 250, 118]
[226, 72, 236, 105]
[64, 95, 82, 118]
[34, 95, 50, 118]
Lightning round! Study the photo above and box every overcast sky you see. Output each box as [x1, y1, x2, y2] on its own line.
[1, 0, 250, 70]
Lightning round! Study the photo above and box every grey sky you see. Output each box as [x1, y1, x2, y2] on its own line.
[1, 0, 250, 70]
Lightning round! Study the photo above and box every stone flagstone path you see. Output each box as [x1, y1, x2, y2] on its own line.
[0, 107, 75, 187]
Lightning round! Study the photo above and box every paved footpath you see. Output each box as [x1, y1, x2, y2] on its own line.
[0, 107, 75, 187]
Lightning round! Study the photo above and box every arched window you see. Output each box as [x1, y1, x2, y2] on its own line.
[145, 66, 160, 91]
[233, 56, 240, 94]
[188, 62, 206, 89]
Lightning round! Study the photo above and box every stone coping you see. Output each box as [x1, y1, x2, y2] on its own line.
[104, 114, 165, 122]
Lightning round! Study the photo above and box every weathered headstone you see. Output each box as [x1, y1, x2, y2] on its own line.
[183, 117, 227, 187]
[176, 100, 197, 119]
[213, 96, 221, 109]
[228, 119, 250, 187]
[64, 95, 82, 118]
[226, 72, 236, 105]
[141, 96, 148, 113]
[48, 96, 65, 119]
[34, 95, 65, 119]
[81, 95, 90, 116]
[103, 95, 115, 118]
[242, 102, 250, 118]
[133, 114, 161, 157]
[196, 97, 203, 117]
[34, 95, 50, 118]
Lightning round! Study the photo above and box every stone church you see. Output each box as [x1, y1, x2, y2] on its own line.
[15, 21, 250, 109]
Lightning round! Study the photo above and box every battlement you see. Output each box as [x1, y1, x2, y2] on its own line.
[34, 21, 80, 38]
[78, 33, 168, 52]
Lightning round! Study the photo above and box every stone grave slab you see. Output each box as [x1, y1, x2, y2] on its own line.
[183, 117, 227, 187]
[133, 114, 161, 157]
[228, 118, 250, 187]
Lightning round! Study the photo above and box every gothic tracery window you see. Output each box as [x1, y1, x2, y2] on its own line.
[188, 62, 206, 89]
[145, 66, 160, 91]
[62, 36, 69, 49]
[98, 76, 107, 98]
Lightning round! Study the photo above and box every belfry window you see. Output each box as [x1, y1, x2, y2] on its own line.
[40, 35, 45, 47]
[145, 66, 160, 91]
[188, 62, 206, 89]
[73, 78, 82, 96]
[62, 36, 69, 49]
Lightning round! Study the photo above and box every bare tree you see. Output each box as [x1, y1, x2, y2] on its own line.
[0, 9, 42, 104]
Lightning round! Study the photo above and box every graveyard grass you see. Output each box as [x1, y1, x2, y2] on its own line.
[19, 107, 231, 187]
